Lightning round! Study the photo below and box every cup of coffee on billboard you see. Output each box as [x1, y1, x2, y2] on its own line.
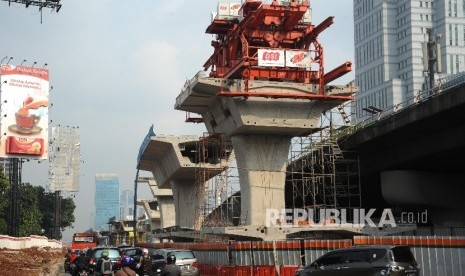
[15, 110, 40, 130]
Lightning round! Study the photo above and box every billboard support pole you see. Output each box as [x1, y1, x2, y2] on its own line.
[7, 157, 21, 237]
[53, 190, 61, 239]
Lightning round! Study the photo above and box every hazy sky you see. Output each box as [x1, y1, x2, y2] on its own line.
[0, 0, 354, 241]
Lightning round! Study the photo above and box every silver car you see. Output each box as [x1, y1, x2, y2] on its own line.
[151, 248, 200, 276]
[295, 245, 420, 276]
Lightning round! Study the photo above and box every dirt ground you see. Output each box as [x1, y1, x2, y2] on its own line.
[0, 246, 65, 276]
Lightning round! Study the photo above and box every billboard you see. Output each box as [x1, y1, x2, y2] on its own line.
[286, 50, 312, 68]
[257, 49, 312, 68]
[49, 126, 81, 192]
[258, 49, 285, 67]
[137, 124, 155, 165]
[0, 64, 49, 159]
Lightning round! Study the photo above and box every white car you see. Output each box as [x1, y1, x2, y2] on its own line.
[151, 248, 200, 276]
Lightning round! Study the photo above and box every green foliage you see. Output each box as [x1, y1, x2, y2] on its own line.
[60, 196, 76, 230]
[0, 170, 76, 238]
[38, 189, 76, 239]
[0, 167, 9, 233]
[19, 183, 44, 236]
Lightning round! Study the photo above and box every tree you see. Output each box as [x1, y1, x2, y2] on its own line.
[60, 196, 76, 231]
[37, 187, 76, 239]
[18, 183, 43, 236]
[0, 169, 76, 238]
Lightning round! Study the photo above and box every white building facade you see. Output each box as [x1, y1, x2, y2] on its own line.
[353, 0, 465, 120]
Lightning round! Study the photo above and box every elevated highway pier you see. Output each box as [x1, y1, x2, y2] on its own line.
[340, 81, 465, 226]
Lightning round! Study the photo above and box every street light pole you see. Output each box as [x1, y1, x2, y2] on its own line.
[133, 169, 139, 246]
[425, 28, 442, 95]
[427, 28, 436, 92]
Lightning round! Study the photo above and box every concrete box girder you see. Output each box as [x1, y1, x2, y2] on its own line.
[175, 77, 341, 136]
[138, 136, 227, 189]
[137, 137, 231, 229]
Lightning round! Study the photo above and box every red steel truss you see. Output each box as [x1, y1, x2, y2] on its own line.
[203, 0, 352, 100]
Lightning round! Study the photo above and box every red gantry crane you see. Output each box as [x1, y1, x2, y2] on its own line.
[203, 0, 353, 100]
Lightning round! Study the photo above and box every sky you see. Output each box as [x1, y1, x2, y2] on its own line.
[0, 0, 354, 241]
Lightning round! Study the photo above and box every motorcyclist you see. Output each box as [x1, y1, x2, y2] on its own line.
[64, 248, 75, 272]
[159, 254, 181, 276]
[95, 249, 113, 276]
[134, 248, 153, 276]
[72, 250, 90, 276]
[115, 256, 137, 276]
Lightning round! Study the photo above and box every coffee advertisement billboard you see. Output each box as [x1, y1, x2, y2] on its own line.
[0, 64, 49, 159]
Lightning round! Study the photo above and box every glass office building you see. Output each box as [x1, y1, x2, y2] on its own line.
[94, 173, 120, 231]
[120, 189, 134, 221]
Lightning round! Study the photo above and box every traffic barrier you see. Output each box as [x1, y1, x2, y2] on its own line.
[198, 264, 209, 275]
[275, 240, 301, 266]
[218, 265, 236, 275]
[192, 242, 229, 265]
[235, 265, 253, 275]
[232, 241, 253, 266]
[251, 241, 274, 265]
[280, 265, 299, 276]
[254, 265, 277, 276]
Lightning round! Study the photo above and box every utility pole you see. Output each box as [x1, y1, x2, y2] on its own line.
[424, 28, 442, 95]
[427, 28, 436, 91]
[133, 169, 139, 246]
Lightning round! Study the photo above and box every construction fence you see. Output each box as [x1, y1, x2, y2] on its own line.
[139, 235, 465, 276]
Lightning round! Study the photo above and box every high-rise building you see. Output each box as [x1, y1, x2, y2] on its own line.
[94, 173, 119, 231]
[120, 189, 134, 221]
[353, 0, 465, 120]
[0, 158, 12, 180]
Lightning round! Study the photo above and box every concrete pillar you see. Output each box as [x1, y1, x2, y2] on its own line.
[157, 196, 176, 228]
[171, 180, 199, 228]
[175, 77, 351, 227]
[232, 134, 291, 225]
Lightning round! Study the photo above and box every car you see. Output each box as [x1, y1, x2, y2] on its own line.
[117, 244, 135, 254]
[295, 245, 420, 276]
[120, 247, 143, 258]
[87, 246, 122, 272]
[150, 248, 200, 276]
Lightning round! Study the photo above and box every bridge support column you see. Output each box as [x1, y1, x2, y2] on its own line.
[231, 134, 291, 225]
[157, 196, 175, 228]
[171, 180, 202, 229]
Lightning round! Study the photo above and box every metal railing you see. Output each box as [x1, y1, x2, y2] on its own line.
[333, 72, 465, 141]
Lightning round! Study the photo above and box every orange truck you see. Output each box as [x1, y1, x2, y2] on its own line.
[71, 232, 98, 252]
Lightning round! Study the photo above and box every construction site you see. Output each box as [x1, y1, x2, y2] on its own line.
[134, 0, 362, 242]
[132, 1, 465, 275]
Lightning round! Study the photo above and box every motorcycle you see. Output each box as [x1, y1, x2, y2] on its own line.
[77, 269, 89, 276]
[64, 259, 71, 272]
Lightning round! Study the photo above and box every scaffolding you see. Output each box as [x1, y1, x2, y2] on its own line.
[194, 133, 240, 229]
[286, 107, 361, 223]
